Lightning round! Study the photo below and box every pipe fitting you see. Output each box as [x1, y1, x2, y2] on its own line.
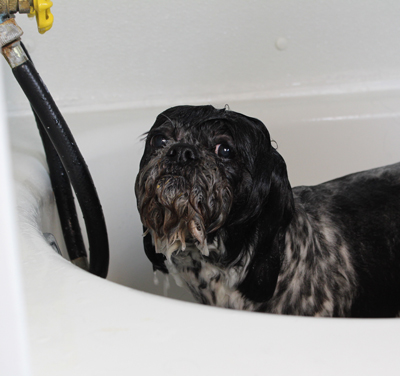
[0, 17, 22, 46]
[0, 18, 27, 68]
[0, 0, 53, 34]
[0, 0, 32, 15]
[2, 39, 27, 67]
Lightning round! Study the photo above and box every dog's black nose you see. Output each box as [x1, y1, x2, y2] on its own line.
[167, 143, 198, 165]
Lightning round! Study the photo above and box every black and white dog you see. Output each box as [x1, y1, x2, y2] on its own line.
[135, 105, 400, 317]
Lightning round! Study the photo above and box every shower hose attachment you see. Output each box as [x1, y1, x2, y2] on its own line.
[0, 9, 109, 278]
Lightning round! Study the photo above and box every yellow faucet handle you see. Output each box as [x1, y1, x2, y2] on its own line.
[29, 0, 54, 34]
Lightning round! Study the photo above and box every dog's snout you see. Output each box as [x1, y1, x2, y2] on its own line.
[167, 143, 198, 165]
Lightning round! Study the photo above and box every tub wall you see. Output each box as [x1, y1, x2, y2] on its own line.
[4, 0, 400, 115]
[0, 69, 31, 374]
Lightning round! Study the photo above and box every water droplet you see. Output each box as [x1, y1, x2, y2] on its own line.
[163, 274, 170, 297]
[153, 271, 159, 286]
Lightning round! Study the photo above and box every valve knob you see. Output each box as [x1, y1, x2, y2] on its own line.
[29, 0, 54, 34]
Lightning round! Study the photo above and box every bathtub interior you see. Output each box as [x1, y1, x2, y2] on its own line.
[5, 1, 400, 305]
[3, 2, 400, 375]
[9, 90, 400, 304]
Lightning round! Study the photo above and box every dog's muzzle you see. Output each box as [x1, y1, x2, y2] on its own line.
[135, 142, 233, 259]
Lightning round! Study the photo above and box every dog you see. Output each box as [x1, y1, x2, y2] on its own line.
[135, 105, 400, 317]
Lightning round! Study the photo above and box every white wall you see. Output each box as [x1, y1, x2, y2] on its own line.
[4, 0, 400, 115]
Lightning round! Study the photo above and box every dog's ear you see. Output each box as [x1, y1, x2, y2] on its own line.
[235, 150, 294, 304]
[239, 149, 294, 302]
[227, 113, 294, 230]
[143, 228, 169, 274]
[264, 148, 295, 229]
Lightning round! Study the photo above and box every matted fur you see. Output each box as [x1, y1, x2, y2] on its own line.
[135, 105, 400, 317]
[136, 131, 233, 258]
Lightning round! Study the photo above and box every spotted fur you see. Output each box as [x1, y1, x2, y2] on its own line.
[163, 237, 257, 310]
[135, 105, 400, 317]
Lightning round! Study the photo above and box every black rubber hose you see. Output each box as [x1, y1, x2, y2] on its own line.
[35, 111, 88, 265]
[19, 43, 88, 268]
[12, 60, 109, 278]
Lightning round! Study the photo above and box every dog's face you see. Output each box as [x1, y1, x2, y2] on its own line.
[135, 105, 292, 275]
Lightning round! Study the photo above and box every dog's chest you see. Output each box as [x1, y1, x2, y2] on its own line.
[165, 246, 255, 310]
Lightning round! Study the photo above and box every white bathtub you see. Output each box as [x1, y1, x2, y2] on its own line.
[6, 90, 400, 375]
[2, 1, 400, 374]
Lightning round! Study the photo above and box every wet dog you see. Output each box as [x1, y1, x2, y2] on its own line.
[135, 105, 400, 317]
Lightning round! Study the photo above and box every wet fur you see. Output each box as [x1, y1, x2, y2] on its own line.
[135, 105, 400, 317]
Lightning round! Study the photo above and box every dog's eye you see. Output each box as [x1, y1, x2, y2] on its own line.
[152, 134, 168, 148]
[215, 143, 233, 159]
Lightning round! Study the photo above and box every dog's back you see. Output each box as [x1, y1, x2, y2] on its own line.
[289, 162, 400, 317]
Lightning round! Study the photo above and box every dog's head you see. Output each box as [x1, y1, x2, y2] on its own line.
[135, 105, 293, 276]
